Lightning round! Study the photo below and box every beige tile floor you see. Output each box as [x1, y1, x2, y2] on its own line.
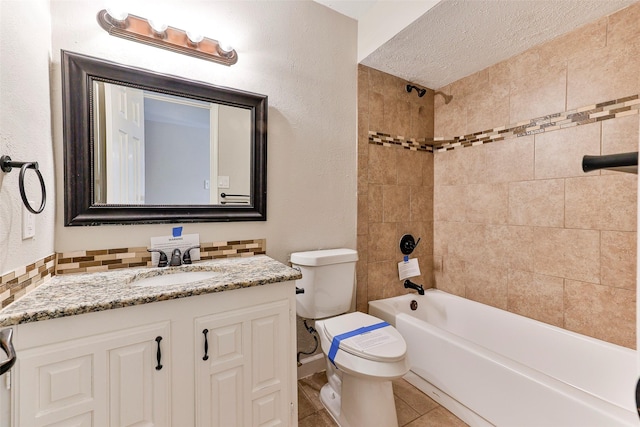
[298, 372, 468, 427]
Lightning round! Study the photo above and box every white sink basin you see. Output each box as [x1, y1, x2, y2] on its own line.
[132, 271, 221, 287]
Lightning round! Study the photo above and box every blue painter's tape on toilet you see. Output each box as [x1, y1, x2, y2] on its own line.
[328, 321, 390, 366]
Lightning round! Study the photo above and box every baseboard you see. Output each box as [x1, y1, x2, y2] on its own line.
[297, 353, 325, 379]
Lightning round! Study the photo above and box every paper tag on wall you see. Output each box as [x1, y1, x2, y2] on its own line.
[398, 258, 421, 281]
[150, 233, 201, 265]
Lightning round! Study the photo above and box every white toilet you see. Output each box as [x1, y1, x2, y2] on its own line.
[292, 248, 410, 427]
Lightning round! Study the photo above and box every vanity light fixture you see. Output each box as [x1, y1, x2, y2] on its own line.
[97, 9, 238, 66]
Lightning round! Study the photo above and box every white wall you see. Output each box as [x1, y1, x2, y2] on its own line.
[0, 0, 56, 275]
[50, 0, 358, 263]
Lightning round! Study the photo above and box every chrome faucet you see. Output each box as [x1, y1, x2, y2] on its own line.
[404, 279, 424, 295]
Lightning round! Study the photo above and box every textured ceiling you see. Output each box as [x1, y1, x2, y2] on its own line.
[318, 0, 638, 90]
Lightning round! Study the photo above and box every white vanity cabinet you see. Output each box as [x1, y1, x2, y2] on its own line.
[12, 315, 171, 426]
[194, 299, 291, 427]
[8, 280, 297, 426]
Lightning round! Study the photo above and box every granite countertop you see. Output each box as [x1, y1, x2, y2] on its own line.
[0, 255, 302, 327]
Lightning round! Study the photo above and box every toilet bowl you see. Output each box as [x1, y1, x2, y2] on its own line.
[316, 311, 410, 427]
[292, 249, 409, 427]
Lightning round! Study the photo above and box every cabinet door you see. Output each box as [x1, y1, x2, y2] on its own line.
[16, 322, 170, 427]
[108, 323, 170, 427]
[195, 300, 290, 427]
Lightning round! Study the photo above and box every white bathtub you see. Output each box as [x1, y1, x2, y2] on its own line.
[369, 289, 638, 427]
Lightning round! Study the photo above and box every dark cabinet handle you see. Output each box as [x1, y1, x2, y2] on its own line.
[202, 329, 209, 361]
[155, 336, 163, 370]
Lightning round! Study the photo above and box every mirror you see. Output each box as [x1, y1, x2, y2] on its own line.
[62, 50, 267, 225]
[93, 82, 252, 206]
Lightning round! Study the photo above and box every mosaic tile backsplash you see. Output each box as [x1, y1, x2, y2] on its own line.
[1, 239, 266, 308]
[1, 255, 56, 308]
[369, 94, 640, 153]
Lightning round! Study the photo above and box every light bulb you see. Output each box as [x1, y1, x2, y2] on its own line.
[149, 19, 168, 34]
[186, 31, 204, 44]
[106, 8, 128, 22]
[217, 41, 234, 54]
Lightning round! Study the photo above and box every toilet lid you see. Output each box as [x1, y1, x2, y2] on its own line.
[322, 311, 406, 362]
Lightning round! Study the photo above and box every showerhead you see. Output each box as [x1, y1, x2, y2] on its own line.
[406, 84, 426, 97]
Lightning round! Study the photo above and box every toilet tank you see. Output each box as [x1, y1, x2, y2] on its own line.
[291, 248, 358, 319]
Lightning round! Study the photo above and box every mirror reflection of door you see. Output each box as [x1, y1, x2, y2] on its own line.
[103, 85, 213, 205]
[143, 93, 212, 205]
[104, 83, 145, 204]
[95, 81, 252, 206]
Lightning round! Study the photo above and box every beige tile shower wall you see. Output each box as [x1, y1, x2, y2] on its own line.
[433, 3, 640, 348]
[357, 65, 435, 313]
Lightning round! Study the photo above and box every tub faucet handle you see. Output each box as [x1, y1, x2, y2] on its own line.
[400, 234, 421, 255]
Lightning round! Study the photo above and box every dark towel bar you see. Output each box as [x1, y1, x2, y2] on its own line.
[582, 152, 637, 174]
[220, 192, 250, 205]
[220, 193, 250, 198]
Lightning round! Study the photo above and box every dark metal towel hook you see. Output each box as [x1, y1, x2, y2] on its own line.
[1, 155, 47, 214]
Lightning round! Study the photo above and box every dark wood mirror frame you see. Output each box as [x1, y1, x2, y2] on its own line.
[62, 50, 267, 226]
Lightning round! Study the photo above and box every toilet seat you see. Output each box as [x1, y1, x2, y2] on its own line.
[321, 311, 407, 363]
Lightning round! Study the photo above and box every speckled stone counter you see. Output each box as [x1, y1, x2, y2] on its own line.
[0, 255, 301, 327]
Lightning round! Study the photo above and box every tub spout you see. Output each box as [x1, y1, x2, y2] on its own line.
[404, 279, 424, 295]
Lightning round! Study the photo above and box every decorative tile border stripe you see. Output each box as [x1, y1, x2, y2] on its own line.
[1, 254, 56, 308]
[55, 238, 267, 275]
[55, 247, 154, 275]
[368, 132, 434, 153]
[368, 95, 640, 153]
[200, 239, 267, 261]
[432, 95, 639, 152]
